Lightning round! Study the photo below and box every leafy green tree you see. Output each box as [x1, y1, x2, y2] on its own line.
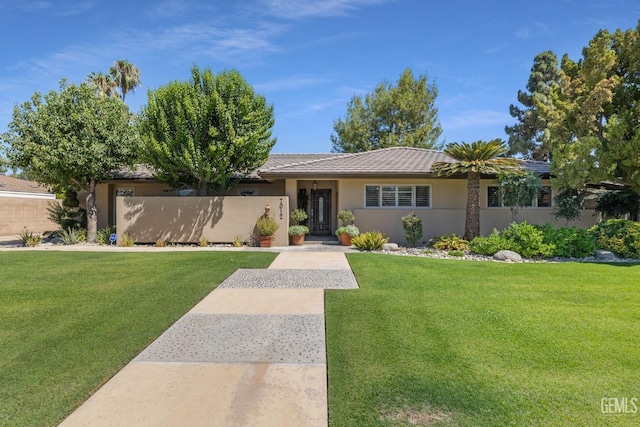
[505, 51, 559, 160]
[552, 188, 585, 226]
[109, 59, 141, 102]
[496, 170, 541, 221]
[595, 189, 640, 220]
[139, 66, 276, 195]
[431, 139, 521, 240]
[537, 23, 640, 193]
[2, 80, 141, 241]
[331, 68, 442, 152]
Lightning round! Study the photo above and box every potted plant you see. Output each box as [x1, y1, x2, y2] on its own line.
[335, 224, 360, 246]
[336, 209, 359, 245]
[256, 213, 279, 247]
[288, 208, 309, 245]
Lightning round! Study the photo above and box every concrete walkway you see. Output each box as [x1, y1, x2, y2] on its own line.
[59, 251, 357, 427]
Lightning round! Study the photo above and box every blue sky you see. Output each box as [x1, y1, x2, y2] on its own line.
[0, 1, 638, 153]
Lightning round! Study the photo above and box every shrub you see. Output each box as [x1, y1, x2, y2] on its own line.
[502, 221, 554, 258]
[95, 226, 116, 245]
[233, 236, 243, 247]
[448, 249, 465, 257]
[538, 223, 594, 258]
[432, 234, 469, 251]
[288, 225, 309, 236]
[336, 225, 360, 237]
[470, 229, 512, 256]
[120, 234, 135, 247]
[18, 228, 41, 247]
[59, 227, 86, 245]
[199, 236, 209, 247]
[256, 214, 279, 236]
[589, 219, 640, 259]
[351, 231, 389, 250]
[401, 213, 423, 247]
[337, 209, 355, 226]
[290, 208, 308, 224]
[155, 238, 167, 247]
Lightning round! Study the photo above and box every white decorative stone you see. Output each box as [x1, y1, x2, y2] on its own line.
[382, 243, 399, 251]
[493, 250, 523, 262]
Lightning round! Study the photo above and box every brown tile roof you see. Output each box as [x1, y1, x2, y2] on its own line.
[258, 147, 457, 177]
[0, 175, 53, 194]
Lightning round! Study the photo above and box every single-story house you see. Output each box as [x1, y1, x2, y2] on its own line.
[0, 175, 58, 236]
[95, 147, 599, 245]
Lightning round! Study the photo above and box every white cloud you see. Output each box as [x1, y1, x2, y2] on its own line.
[260, 0, 391, 19]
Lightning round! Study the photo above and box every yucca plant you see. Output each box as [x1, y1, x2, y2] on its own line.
[155, 238, 167, 247]
[199, 236, 209, 247]
[59, 227, 85, 245]
[17, 228, 41, 247]
[351, 231, 389, 251]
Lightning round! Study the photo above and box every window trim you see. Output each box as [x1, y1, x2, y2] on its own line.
[486, 185, 553, 208]
[364, 184, 432, 209]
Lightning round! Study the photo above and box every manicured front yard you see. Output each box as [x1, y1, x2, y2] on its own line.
[327, 254, 640, 426]
[0, 251, 276, 427]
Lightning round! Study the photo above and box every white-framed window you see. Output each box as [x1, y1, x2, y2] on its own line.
[365, 185, 431, 208]
[487, 186, 552, 208]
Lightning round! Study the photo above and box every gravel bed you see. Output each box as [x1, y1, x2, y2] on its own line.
[372, 247, 640, 263]
[219, 269, 359, 289]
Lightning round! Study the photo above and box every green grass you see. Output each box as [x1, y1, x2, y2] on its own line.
[327, 254, 640, 426]
[0, 251, 276, 427]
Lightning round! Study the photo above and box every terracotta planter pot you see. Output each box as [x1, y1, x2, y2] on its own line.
[259, 235, 274, 247]
[290, 234, 305, 245]
[339, 233, 352, 246]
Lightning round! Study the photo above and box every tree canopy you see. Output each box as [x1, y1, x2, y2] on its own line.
[431, 139, 521, 239]
[534, 22, 640, 192]
[109, 59, 141, 102]
[331, 68, 442, 153]
[505, 50, 559, 160]
[138, 66, 276, 195]
[2, 80, 140, 241]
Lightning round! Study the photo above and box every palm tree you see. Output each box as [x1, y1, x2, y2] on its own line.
[85, 72, 119, 98]
[431, 139, 521, 240]
[109, 59, 141, 102]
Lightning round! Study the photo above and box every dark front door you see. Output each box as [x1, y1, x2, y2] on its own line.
[310, 189, 331, 235]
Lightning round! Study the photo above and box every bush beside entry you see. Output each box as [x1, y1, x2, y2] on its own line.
[257, 213, 278, 247]
[289, 208, 309, 245]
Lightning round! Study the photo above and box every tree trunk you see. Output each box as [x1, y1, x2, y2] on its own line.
[465, 172, 480, 240]
[86, 180, 98, 242]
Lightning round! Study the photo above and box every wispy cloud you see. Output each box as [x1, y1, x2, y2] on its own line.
[260, 0, 391, 19]
[443, 109, 510, 130]
[56, 1, 96, 16]
[514, 22, 552, 40]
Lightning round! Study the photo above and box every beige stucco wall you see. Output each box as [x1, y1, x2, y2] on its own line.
[116, 196, 289, 245]
[0, 197, 61, 236]
[94, 180, 285, 229]
[338, 178, 599, 244]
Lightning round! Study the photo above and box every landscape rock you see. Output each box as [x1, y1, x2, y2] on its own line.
[594, 249, 617, 260]
[382, 243, 399, 251]
[493, 250, 523, 262]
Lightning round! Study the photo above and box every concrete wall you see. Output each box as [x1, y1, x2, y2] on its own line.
[116, 196, 289, 246]
[338, 178, 599, 244]
[0, 197, 61, 236]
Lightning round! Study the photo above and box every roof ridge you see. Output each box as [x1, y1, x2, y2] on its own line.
[260, 152, 357, 171]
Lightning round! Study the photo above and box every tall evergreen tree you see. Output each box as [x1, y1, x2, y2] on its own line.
[505, 51, 559, 160]
[331, 69, 442, 152]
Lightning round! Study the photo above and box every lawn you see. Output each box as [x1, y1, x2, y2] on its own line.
[0, 251, 276, 427]
[326, 254, 640, 426]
